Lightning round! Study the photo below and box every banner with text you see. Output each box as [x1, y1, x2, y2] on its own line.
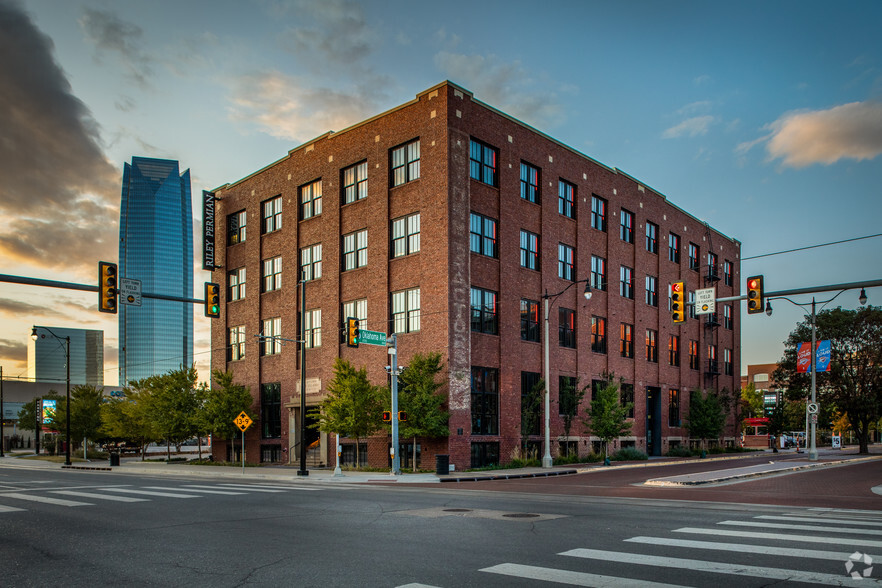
[796, 340, 831, 373]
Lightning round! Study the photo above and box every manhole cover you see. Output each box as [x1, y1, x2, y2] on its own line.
[443, 508, 472, 512]
[502, 513, 540, 518]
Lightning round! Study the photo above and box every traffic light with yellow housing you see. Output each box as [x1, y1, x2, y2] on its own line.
[746, 275, 764, 314]
[346, 317, 360, 347]
[670, 281, 685, 323]
[204, 282, 220, 318]
[98, 261, 117, 314]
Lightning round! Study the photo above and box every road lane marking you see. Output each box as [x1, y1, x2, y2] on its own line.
[100, 488, 197, 498]
[481, 563, 689, 587]
[755, 514, 882, 528]
[719, 520, 882, 536]
[0, 504, 25, 513]
[625, 536, 878, 561]
[561, 548, 878, 586]
[675, 527, 882, 549]
[216, 484, 296, 493]
[142, 486, 246, 496]
[2, 493, 91, 506]
[52, 490, 149, 503]
[174, 485, 248, 495]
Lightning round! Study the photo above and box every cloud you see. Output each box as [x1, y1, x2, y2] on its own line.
[0, 297, 70, 319]
[79, 7, 154, 87]
[279, 0, 375, 70]
[762, 101, 882, 167]
[663, 115, 715, 138]
[434, 51, 565, 129]
[226, 71, 379, 142]
[0, 338, 27, 363]
[694, 74, 712, 86]
[0, 1, 119, 271]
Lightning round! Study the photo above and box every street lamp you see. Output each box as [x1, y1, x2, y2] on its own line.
[764, 288, 865, 461]
[31, 326, 71, 466]
[541, 279, 592, 468]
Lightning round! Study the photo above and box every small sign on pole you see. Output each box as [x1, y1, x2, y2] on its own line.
[234, 411, 252, 473]
[119, 278, 142, 306]
[694, 287, 716, 315]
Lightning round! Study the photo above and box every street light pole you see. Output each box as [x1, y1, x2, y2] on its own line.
[31, 327, 71, 466]
[298, 276, 308, 477]
[541, 279, 591, 469]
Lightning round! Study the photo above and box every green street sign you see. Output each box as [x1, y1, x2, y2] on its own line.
[358, 329, 387, 346]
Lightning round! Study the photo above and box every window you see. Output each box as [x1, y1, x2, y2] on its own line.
[591, 256, 607, 291]
[558, 243, 574, 281]
[342, 161, 368, 204]
[343, 229, 368, 271]
[520, 299, 540, 343]
[471, 366, 499, 435]
[228, 210, 246, 244]
[558, 180, 575, 219]
[559, 307, 576, 348]
[724, 304, 733, 330]
[669, 335, 680, 367]
[591, 316, 607, 353]
[689, 340, 699, 370]
[392, 139, 420, 186]
[669, 232, 680, 263]
[521, 371, 541, 436]
[724, 260, 733, 286]
[263, 256, 282, 292]
[707, 252, 719, 279]
[620, 383, 635, 418]
[470, 442, 499, 468]
[558, 375, 578, 416]
[392, 212, 420, 257]
[299, 179, 322, 220]
[646, 222, 658, 254]
[669, 389, 680, 427]
[303, 309, 321, 349]
[392, 288, 420, 333]
[620, 209, 634, 243]
[646, 329, 658, 363]
[620, 266, 634, 299]
[708, 344, 718, 373]
[300, 244, 322, 281]
[688, 242, 700, 271]
[520, 162, 539, 203]
[620, 323, 634, 358]
[262, 195, 282, 234]
[724, 348, 733, 376]
[261, 317, 282, 356]
[470, 287, 498, 335]
[261, 383, 281, 439]
[520, 230, 540, 270]
[591, 195, 607, 232]
[228, 325, 245, 361]
[228, 267, 246, 301]
[469, 139, 498, 186]
[343, 298, 367, 333]
[645, 275, 658, 307]
[470, 212, 498, 258]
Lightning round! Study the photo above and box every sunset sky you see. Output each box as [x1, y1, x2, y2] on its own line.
[1, 0, 880, 385]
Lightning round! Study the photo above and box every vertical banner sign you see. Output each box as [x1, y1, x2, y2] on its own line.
[42, 399, 56, 425]
[797, 340, 832, 373]
[202, 191, 216, 271]
[815, 340, 831, 372]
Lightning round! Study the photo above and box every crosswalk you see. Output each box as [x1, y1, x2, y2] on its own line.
[0, 481, 357, 513]
[416, 508, 882, 587]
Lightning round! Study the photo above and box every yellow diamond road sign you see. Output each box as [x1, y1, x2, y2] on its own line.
[234, 411, 252, 432]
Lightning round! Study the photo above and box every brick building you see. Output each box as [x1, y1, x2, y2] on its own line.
[209, 81, 741, 469]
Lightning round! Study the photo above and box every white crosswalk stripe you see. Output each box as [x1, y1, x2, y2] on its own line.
[143, 485, 246, 495]
[98, 487, 199, 498]
[2, 492, 91, 507]
[480, 563, 689, 587]
[51, 490, 148, 503]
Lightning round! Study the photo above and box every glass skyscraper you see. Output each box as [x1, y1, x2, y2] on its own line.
[118, 157, 193, 385]
[28, 326, 104, 387]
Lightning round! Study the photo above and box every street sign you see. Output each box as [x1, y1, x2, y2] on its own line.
[694, 287, 716, 315]
[119, 277, 142, 306]
[358, 329, 387, 346]
[234, 411, 252, 432]
[807, 402, 819, 414]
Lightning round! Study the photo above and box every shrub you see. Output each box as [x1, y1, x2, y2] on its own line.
[665, 445, 695, 458]
[611, 447, 648, 461]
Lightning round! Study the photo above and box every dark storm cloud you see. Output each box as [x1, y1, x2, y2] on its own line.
[0, 338, 27, 362]
[0, 0, 118, 269]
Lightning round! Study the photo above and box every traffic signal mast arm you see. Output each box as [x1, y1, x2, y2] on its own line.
[0, 273, 214, 304]
[709, 278, 882, 305]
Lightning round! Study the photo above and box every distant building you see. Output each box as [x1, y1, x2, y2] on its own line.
[118, 157, 193, 385]
[28, 326, 103, 387]
[742, 363, 783, 411]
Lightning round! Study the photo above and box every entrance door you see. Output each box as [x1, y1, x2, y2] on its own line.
[646, 386, 662, 456]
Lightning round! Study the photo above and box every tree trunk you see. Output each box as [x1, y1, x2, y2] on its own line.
[412, 436, 417, 473]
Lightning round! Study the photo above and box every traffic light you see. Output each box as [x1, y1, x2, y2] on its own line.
[382, 411, 392, 422]
[346, 317, 360, 347]
[670, 281, 685, 323]
[398, 411, 407, 422]
[98, 261, 117, 314]
[204, 282, 220, 318]
[746, 275, 764, 315]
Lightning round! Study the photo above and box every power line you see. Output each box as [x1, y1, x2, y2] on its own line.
[742, 233, 882, 261]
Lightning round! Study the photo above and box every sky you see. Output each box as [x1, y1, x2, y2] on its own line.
[1, 0, 880, 386]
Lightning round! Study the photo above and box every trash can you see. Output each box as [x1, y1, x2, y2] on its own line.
[109, 452, 120, 467]
[435, 454, 449, 475]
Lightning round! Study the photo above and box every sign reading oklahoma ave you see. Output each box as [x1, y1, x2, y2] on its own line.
[234, 411, 252, 432]
[358, 329, 387, 346]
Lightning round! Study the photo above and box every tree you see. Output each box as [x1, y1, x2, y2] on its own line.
[740, 382, 764, 420]
[774, 305, 882, 453]
[309, 359, 384, 468]
[99, 387, 160, 460]
[685, 389, 726, 449]
[582, 374, 632, 459]
[559, 378, 587, 457]
[139, 367, 202, 459]
[52, 385, 105, 448]
[397, 352, 449, 472]
[200, 369, 254, 443]
[520, 378, 543, 457]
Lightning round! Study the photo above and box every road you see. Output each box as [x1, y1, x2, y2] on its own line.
[0, 456, 880, 587]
